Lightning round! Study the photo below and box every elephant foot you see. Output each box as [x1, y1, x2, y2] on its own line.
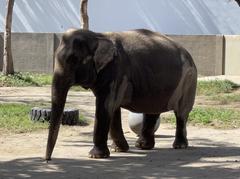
[173, 138, 188, 149]
[135, 135, 155, 150]
[88, 146, 110, 158]
[110, 140, 129, 152]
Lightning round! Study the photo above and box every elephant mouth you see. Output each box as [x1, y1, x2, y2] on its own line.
[76, 75, 96, 90]
[81, 84, 91, 89]
[74, 61, 97, 90]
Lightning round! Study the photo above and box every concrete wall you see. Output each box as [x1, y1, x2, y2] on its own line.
[54, 33, 62, 51]
[0, 33, 239, 76]
[169, 35, 224, 76]
[0, 33, 3, 71]
[224, 35, 240, 75]
[0, 33, 54, 73]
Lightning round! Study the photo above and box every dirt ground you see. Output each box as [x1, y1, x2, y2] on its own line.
[0, 86, 240, 179]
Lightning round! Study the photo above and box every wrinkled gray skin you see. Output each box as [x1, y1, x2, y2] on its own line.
[46, 29, 197, 161]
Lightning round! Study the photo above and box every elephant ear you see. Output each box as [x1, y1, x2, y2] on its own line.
[93, 38, 116, 73]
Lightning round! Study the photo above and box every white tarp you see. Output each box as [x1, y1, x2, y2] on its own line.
[0, 0, 240, 34]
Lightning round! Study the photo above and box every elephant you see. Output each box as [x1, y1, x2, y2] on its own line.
[45, 28, 197, 160]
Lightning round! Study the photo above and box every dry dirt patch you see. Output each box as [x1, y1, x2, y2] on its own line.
[0, 87, 240, 179]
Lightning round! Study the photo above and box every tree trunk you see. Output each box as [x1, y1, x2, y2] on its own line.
[80, 0, 89, 30]
[3, 0, 15, 75]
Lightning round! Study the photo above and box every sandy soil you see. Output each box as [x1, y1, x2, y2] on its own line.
[0, 87, 240, 179]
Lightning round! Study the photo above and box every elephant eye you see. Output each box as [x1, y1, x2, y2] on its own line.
[73, 38, 82, 49]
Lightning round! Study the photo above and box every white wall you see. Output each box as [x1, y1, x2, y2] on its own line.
[224, 35, 240, 75]
[0, 0, 240, 34]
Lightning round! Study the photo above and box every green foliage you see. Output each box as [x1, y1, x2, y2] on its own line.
[162, 107, 240, 129]
[0, 103, 48, 133]
[0, 103, 88, 133]
[189, 107, 240, 128]
[0, 72, 52, 87]
[1, 77, 239, 132]
[0, 72, 89, 91]
[78, 114, 89, 126]
[211, 93, 240, 105]
[197, 80, 239, 96]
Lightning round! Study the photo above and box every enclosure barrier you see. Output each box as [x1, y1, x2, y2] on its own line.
[0, 33, 240, 76]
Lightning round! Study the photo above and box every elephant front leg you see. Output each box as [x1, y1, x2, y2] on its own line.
[110, 108, 129, 152]
[89, 96, 110, 158]
[135, 114, 159, 150]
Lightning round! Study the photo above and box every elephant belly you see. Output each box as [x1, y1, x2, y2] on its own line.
[121, 94, 172, 114]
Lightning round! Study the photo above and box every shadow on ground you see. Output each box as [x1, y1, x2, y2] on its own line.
[1, 139, 239, 179]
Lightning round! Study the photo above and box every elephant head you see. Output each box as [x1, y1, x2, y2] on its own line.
[45, 29, 116, 161]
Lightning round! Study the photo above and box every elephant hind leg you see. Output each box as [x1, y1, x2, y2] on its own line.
[173, 84, 196, 149]
[135, 113, 160, 150]
[110, 108, 129, 152]
[173, 111, 189, 149]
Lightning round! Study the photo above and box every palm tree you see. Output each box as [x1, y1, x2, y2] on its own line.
[80, 0, 89, 30]
[3, 0, 15, 75]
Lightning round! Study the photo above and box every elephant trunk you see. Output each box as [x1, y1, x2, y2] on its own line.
[45, 74, 70, 161]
